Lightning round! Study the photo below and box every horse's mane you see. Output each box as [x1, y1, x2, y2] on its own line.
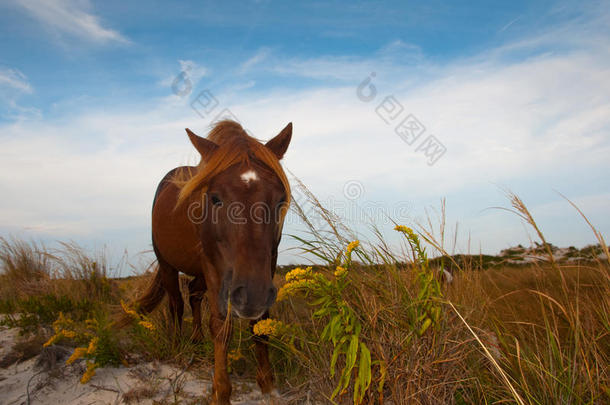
[172, 120, 291, 214]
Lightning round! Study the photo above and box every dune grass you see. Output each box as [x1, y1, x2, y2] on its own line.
[0, 189, 608, 404]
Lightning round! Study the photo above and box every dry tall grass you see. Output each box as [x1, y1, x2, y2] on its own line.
[266, 185, 609, 404]
[0, 188, 608, 404]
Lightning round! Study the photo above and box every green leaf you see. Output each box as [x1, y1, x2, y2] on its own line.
[346, 335, 359, 368]
[330, 343, 342, 378]
[431, 306, 441, 322]
[354, 342, 372, 404]
[342, 335, 359, 390]
[321, 321, 332, 341]
[418, 318, 432, 336]
[330, 315, 343, 345]
[313, 306, 331, 318]
[311, 296, 330, 306]
[354, 321, 362, 337]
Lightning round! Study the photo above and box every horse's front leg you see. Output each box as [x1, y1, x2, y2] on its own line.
[251, 312, 274, 394]
[209, 301, 232, 404]
[188, 276, 206, 342]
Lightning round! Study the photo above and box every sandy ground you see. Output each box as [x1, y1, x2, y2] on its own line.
[0, 325, 288, 405]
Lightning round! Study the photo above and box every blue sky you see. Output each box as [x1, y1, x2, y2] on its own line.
[1, 0, 609, 273]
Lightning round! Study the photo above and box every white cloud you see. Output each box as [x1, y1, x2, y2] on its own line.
[11, 0, 128, 44]
[239, 48, 271, 73]
[159, 60, 208, 95]
[0, 67, 32, 93]
[178, 60, 207, 83]
[0, 67, 39, 121]
[2, 14, 609, 263]
[231, 50, 610, 198]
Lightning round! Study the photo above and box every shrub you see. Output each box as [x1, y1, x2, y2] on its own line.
[0, 294, 95, 333]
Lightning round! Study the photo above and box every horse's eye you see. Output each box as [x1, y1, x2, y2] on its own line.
[210, 194, 222, 206]
[279, 197, 286, 206]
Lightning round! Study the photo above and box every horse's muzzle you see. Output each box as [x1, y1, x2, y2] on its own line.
[219, 274, 277, 319]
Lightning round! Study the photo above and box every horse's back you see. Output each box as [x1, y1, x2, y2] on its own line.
[152, 167, 190, 210]
[152, 166, 203, 277]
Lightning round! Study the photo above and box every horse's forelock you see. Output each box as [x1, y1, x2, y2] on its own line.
[173, 123, 291, 222]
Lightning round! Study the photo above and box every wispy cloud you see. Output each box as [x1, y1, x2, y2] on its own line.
[0, 67, 32, 93]
[158, 60, 208, 98]
[2, 2, 609, 262]
[11, 0, 128, 44]
[499, 15, 522, 33]
[0, 67, 39, 121]
[239, 48, 271, 74]
[3, 29, 608, 256]
[177, 60, 207, 82]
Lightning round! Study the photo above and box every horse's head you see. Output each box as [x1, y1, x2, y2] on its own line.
[185, 123, 292, 319]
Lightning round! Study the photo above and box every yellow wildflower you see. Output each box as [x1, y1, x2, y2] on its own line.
[66, 347, 87, 365]
[394, 225, 416, 237]
[228, 349, 244, 362]
[334, 266, 347, 277]
[277, 279, 312, 301]
[52, 312, 74, 333]
[86, 337, 98, 355]
[138, 320, 155, 331]
[285, 266, 312, 282]
[277, 286, 289, 301]
[120, 300, 139, 319]
[253, 318, 284, 336]
[80, 361, 97, 384]
[346, 240, 360, 253]
[62, 329, 77, 339]
[85, 318, 98, 328]
[43, 332, 63, 347]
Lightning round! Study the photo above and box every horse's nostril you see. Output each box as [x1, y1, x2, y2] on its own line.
[230, 286, 247, 307]
[267, 286, 278, 307]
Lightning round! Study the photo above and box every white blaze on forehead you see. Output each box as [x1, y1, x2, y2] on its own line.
[240, 169, 259, 184]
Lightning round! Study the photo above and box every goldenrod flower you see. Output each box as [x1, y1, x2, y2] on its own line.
[120, 300, 139, 319]
[66, 347, 87, 365]
[277, 286, 289, 301]
[85, 319, 98, 328]
[62, 329, 77, 339]
[138, 320, 155, 331]
[346, 240, 360, 253]
[86, 337, 98, 355]
[80, 361, 97, 384]
[394, 225, 417, 239]
[285, 266, 312, 282]
[334, 266, 347, 277]
[228, 349, 244, 362]
[43, 332, 63, 347]
[277, 279, 312, 301]
[52, 312, 74, 333]
[253, 318, 284, 336]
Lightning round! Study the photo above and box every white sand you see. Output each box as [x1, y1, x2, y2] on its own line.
[0, 325, 285, 405]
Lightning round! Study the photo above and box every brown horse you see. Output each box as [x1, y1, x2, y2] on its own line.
[133, 120, 292, 404]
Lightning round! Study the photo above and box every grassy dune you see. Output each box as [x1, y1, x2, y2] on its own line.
[0, 191, 608, 404]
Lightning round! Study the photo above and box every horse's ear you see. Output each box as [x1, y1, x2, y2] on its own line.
[186, 128, 218, 159]
[265, 122, 292, 160]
